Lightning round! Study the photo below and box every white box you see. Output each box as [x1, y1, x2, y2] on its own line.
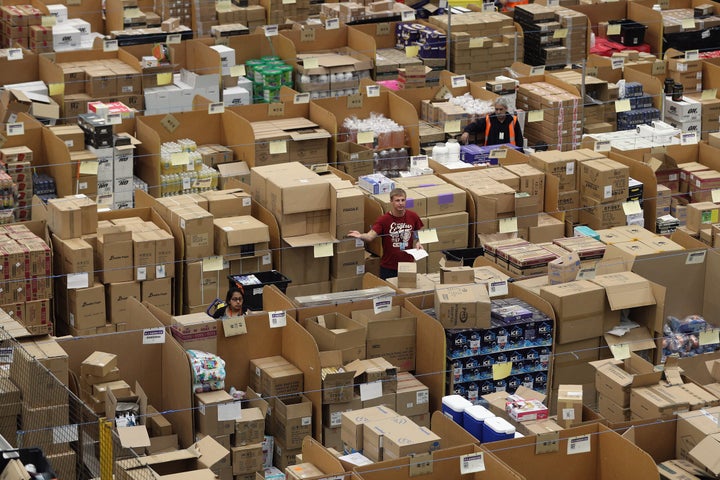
[141, 56, 158, 68]
[209, 45, 236, 76]
[114, 176, 134, 193]
[46, 4, 68, 23]
[97, 179, 113, 196]
[97, 157, 113, 183]
[113, 191, 134, 210]
[65, 18, 91, 35]
[143, 85, 176, 113]
[52, 25, 81, 50]
[172, 81, 195, 112]
[114, 146, 134, 178]
[358, 173, 395, 194]
[664, 96, 701, 122]
[237, 76, 253, 93]
[222, 86, 250, 107]
[665, 117, 702, 134]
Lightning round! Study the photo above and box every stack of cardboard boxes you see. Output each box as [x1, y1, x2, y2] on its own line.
[516, 81, 582, 151]
[429, 12, 520, 81]
[514, 5, 588, 68]
[49, 198, 175, 334]
[0, 146, 32, 221]
[249, 355, 309, 470]
[0, 4, 42, 49]
[0, 224, 52, 335]
[10, 336, 75, 480]
[578, 158, 630, 230]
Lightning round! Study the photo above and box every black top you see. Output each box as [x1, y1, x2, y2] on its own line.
[463, 114, 523, 150]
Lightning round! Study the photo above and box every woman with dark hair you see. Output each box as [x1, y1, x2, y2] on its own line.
[212, 286, 247, 319]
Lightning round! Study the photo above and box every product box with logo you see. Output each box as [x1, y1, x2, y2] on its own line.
[270, 394, 313, 450]
[434, 283, 491, 329]
[169, 312, 219, 354]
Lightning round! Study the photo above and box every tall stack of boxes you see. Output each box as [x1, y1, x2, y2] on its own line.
[0, 225, 53, 334]
[579, 159, 630, 230]
[516, 82, 582, 151]
[0, 146, 31, 221]
[667, 55, 703, 96]
[429, 12, 520, 81]
[514, 4, 588, 67]
[10, 336, 75, 479]
[330, 183, 365, 292]
[0, 5, 42, 49]
[249, 355, 309, 470]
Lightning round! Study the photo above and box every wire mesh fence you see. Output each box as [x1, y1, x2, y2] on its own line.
[0, 328, 156, 480]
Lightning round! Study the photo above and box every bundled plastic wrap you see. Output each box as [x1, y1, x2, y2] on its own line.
[662, 315, 718, 360]
[188, 349, 226, 393]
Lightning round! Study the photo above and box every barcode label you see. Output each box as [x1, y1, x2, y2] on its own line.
[567, 435, 591, 454]
[269, 311, 287, 328]
[460, 453, 485, 474]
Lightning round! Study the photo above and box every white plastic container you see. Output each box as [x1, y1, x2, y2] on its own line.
[432, 142, 449, 164]
[482, 416, 516, 443]
[463, 405, 495, 442]
[446, 138, 461, 163]
[442, 395, 473, 426]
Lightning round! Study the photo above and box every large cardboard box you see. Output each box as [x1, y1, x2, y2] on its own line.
[579, 158, 629, 203]
[170, 312, 219, 354]
[434, 283, 491, 329]
[250, 356, 304, 399]
[195, 390, 236, 436]
[95, 226, 133, 284]
[340, 405, 398, 453]
[68, 283, 106, 330]
[116, 435, 228, 479]
[351, 306, 417, 372]
[539, 280, 605, 344]
[590, 355, 662, 407]
[141, 278, 172, 314]
[676, 406, 720, 460]
[105, 281, 141, 324]
[213, 216, 270, 255]
[305, 312, 366, 363]
[395, 372, 430, 417]
[270, 394, 312, 450]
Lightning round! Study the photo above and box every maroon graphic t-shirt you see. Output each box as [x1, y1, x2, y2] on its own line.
[372, 210, 424, 270]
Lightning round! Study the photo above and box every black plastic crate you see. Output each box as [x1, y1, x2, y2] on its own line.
[0, 447, 56, 479]
[228, 270, 291, 312]
[608, 19, 648, 46]
[442, 248, 484, 267]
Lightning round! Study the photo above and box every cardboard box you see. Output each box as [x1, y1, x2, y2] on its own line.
[141, 278, 172, 314]
[319, 352, 356, 405]
[250, 356, 304, 399]
[195, 390, 236, 436]
[80, 351, 117, 377]
[579, 159, 629, 203]
[556, 384, 583, 428]
[539, 280, 605, 344]
[47, 198, 82, 240]
[116, 435, 228, 479]
[213, 216, 270, 255]
[341, 405, 398, 453]
[395, 372, 429, 417]
[350, 307, 417, 372]
[170, 312, 218, 354]
[305, 313, 366, 364]
[270, 395, 312, 450]
[346, 358, 398, 395]
[68, 283, 106, 330]
[200, 189, 252, 218]
[235, 407, 264, 446]
[591, 355, 662, 407]
[232, 443, 264, 475]
[95, 226, 133, 284]
[397, 262, 417, 288]
[676, 406, 720, 460]
[440, 265, 475, 285]
[434, 283, 491, 329]
[322, 397, 362, 428]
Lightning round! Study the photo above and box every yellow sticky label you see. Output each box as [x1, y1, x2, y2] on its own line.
[202, 255, 224, 272]
[230, 65, 246, 77]
[444, 120, 461, 133]
[48, 83, 65, 96]
[711, 189, 720, 203]
[610, 343, 631, 360]
[607, 24, 621, 35]
[41, 15, 56, 26]
[615, 99, 631, 112]
[702, 89, 717, 101]
[79, 161, 98, 175]
[682, 18, 695, 30]
[417, 229, 438, 244]
[712, 210, 719, 223]
[492, 362, 512, 380]
[314, 242, 333, 258]
[553, 28, 568, 39]
[528, 110, 544, 122]
[157, 72, 172, 86]
[405, 45, 419, 57]
[269, 140, 287, 154]
[357, 131, 374, 144]
[304, 57, 318, 69]
[171, 152, 189, 166]
[499, 217, 518, 233]
[700, 329, 720, 346]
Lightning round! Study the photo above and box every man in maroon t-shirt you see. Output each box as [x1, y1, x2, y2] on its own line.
[348, 187, 424, 280]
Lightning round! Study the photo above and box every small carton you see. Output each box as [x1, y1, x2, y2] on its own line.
[397, 262, 417, 288]
[80, 351, 118, 377]
[434, 283, 491, 329]
[556, 384, 583, 428]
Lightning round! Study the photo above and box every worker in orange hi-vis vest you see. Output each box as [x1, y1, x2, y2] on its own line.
[459, 97, 524, 152]
[495, 0, 528, 11]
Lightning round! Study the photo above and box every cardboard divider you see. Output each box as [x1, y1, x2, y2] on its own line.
[569, 1, 629, 37]
[310, 89, 421, 157]
[58, 298, 193, 447]
[0, 48, 38, 86]
[481, 423, 659, 479]
[135, 110, 249, 197]
[353, 444, 519, 480]
[606, 151, 659, 233]
[627, 2, 663, 55]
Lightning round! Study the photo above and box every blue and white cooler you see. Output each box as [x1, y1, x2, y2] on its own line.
[442, 395, 473, 427]
[463, 405, 495, 442]
[482, 416, 516, 443]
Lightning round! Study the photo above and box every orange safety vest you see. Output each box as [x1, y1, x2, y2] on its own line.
[502, 0, 528, 11]
[484, 114, 517, 146]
